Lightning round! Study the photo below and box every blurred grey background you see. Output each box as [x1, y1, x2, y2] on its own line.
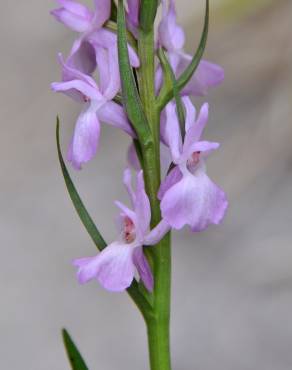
[1, 0, 292, 369]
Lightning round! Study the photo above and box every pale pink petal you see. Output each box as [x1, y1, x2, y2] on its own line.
[134, 171, 151, 238]
[123, 168, 136, 207]
[93, 0, 111, 28]
[160, 169, 228, 231]
[133, 247, 153, 292]
[51, 79, 101, 101]
[158, 0, 185, 51]
[67, 39, 97, 75]
[158, 165, 183, 200]
[74, 242, 136, 291]
[164, 101, 182, 162]
[182, 141, 220, 163]
[182, 96, 196, 132]
[144, 219, 171, 246]
[183, 102, 209, 150]
[57, 0, 92, 18]
[127, 143, 141, 171]
[67, 105, 100, 170]
[98, 101, 135, 137]
[51, 7, 92, 32]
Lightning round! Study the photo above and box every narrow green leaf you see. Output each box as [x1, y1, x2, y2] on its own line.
[117, 0, 152, 147]
[62, 329, 88, 370]
[140, 0, 159, 32]
[157, 0, 209, 111]
[158, 48, 186, 140]
[56, 118, 106, 251]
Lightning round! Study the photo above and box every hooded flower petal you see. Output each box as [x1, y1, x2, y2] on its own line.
[134, 171, 151, 238]
[51, 0, 93, 32]
[67, 39, 97, 75]
[160, 167, 228, 231]
[67, 105, 101, 169]
[164, 101, 182, 162]
[74, 242, 136, 291]
[92, 0, 111, 28]
[133, 247, 153, 292]
[158, 0, 185, 51]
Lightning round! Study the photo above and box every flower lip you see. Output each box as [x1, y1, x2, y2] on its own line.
[186, 151, 201, 173]
[123, 216, 136, 244]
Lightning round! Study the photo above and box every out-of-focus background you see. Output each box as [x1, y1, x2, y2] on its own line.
[1, 0, 292, 369]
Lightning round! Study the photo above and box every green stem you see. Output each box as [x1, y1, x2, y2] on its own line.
[138, 28, 172, 370]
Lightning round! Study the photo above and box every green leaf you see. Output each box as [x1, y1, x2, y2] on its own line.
[158, 48, 186, 140]
[157, 0, 209, 111]
[140, 0, 159, 32]
[62, 329, 89, 370]
[117, 0, 153, 148]
[56, 118, 106, 251]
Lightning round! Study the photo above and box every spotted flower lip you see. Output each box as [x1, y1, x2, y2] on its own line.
[73, 169, 170, 292]
[51, 55, 135, 170]
[156, 0, 224, 97]
[159, 98, 228, 231]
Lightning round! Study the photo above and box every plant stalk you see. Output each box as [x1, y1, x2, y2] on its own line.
[138, 27, 172, 370]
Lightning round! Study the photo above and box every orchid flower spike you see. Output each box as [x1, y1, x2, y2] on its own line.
[73, 169, 170, 292]
[157, 0, 224, 96]
[158, 98, 228, 231]
[51, 55, 135, 169]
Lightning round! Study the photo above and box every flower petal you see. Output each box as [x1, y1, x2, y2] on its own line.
[133, 247, 153, 292]
[98, 101, 135, 137]
[176, 53, 224, 96]
[93, 0, 111, 29]
[67, 39, 97, 75]
[67, 105, 100, 169]
[123, 168, 136, 207]
[183, 96, 196, 132]
[158, 0, 185, 51]
[160, 169, 228, 231]
[127, 143, 141, 171]
[51, 6, 92, 32]
[183, 102, 209, 153]
[74, 242, 136, 291]
[57, 0, 92, 18]
[164, 101, 182, 162]
[144, 219, 171, 246]
[158, 165, 183, 200]
[51, 79, 101, 101]
[134, 171, 151, 239]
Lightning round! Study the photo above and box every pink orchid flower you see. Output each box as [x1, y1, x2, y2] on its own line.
[158, 98, 228, 231]
[156, 0, 224, 96]
[51, 55, 135, 169]
[73, 169, 170, 292]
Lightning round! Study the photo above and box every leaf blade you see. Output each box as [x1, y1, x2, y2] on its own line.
[56, 118, 106, 251]
[62, 329, 89, 370]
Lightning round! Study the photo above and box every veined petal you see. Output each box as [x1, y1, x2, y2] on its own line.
[67, 105, 100, 169]
[158, 165, 183, 200]
[67, 39, 97, 75]
[51, 7, 92, 32]
[74, 242, 136, 291]
[183, 96, 196, 132]
[177, 53, 224, 96]
[160, 169, 228, 231]
[133, 247, 153, 292]
[95, 46, 121, 99]
[183, 102, 209, 151]
[134, 171, 151, 238]
[158, 0, 185, 51]
[51, 79, 102, 102]
[98, 101, 135, 137]
[144, 219, 171, 246]
[93, 0, 111, 29]
[183, 141, 220, 162]
[123, 168, 136, 207]
[57, 0, 92, 18]
[164, 101, 182, 162]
